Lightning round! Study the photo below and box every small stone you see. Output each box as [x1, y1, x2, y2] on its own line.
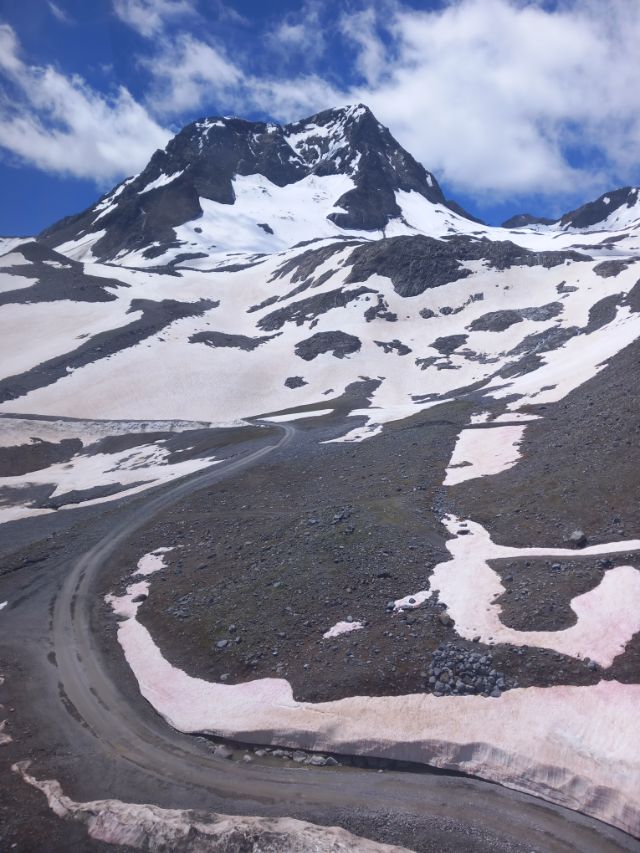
[568, 530, 587, 548]
[213, 744, 233, 760]
[216, 640, 229, 649]
[438, 611, 453, 627]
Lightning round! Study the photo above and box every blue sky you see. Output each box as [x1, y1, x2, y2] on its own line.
[1, 0, 640, 234]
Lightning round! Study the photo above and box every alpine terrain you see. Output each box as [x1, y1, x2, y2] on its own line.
[2, 104, 640, 852]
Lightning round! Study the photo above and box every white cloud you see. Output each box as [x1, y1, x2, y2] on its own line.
[248, 75, 344, 123]
[339, 7, 386, 87]
[141, 34, 243, 116]
[48, 2, 73, 24]
[337, 0, 640, 199]
[211, 0, 250, 27]
[3, 0, 640, 204]
[268, 1, 326, 60]
[0, 24, 170, 182]
[112, 0, 196, 38]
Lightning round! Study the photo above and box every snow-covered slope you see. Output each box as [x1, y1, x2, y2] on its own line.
[4, 105, 640, 841]
[2, 103, 639, 437]
[40, 104, 475, 265]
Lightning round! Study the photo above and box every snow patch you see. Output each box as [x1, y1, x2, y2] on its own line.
[13, 762, 407, 852]
[264, 408, 333, 423]
[139, 170, 185, 195]
[133, 548, 174, 577]
[104, 569, 640, 836]
[396, 515, 640, 666]
[323, 621, 364, 639]
[444, 425, 526, 485]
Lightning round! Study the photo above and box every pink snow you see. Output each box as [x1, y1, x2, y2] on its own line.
[394, 515, 640, 666]
[322, 621, 364, 639]
[133, 548, 174, 577]
[106, 576, 640, 836]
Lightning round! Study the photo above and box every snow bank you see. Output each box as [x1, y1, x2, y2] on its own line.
[105, 574, 640, 836]
[395, 515, 640, 666]
[14, 762, 407, 852]
[444, 425, 526, 485]
[323, 621, 364, 639]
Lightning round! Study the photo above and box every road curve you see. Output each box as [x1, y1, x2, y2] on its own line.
[50, 422, 638, 852]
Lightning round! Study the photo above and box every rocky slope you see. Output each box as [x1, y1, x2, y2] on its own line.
[2, 104, 640, 846]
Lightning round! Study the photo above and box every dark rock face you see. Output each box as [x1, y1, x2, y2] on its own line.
[469, 302, 563, 332]
[45, 481, 149, 509]
[284, 376, 307, 389]
[374, 339, 412, 355]
[285, 105, 448, 231]
[0, 438, 82, 477]
[432, 334, 468, 355]
[559, 186, 640, 230]
[519, 302, 563, 321]
[270, 243, 347, 285]
[593, 259, 632, 278]
[257, 286, 375, 331]
[469, 310, 523, 332]
[39, 105, 468, 260]
[0, 241, 127, 305]
[344, 235, 586, 298]
[364, 295, 398, 322]
[294, 331, 361, 361]
[585, 294, 622, 333]
[501, 213, 556, 228]
[189, 331, 276, 351]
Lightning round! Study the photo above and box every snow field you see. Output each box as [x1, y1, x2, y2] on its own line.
[394, 515, 640, 666]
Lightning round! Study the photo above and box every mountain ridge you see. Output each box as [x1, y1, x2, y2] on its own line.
[36, 103, 640, 267]
[40, 104, 475, 262]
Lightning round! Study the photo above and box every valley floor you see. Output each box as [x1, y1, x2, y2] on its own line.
[1, 336, 640, 851]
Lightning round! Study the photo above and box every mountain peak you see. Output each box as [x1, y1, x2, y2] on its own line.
[40, 103, 460, 260]
[559, 186, 640, 231]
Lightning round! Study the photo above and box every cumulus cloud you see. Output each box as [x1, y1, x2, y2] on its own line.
[339, 0, 640, 199]
[339, 7, 386, 87]
[112, 0, 196, 38]
[127, 0, 640, 200]
[141, 33, 242, 116]
[3, 0, 640, 202]
[0, 24, 170, 182]
[268, 1, 327, 61]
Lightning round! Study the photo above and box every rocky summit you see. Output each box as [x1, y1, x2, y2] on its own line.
[2, 103, 640, 853]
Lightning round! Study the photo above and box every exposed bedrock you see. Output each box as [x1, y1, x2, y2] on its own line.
[294, 331, 362, 361]
[257, 286, 375, 331]
[344, 234, 588, 297]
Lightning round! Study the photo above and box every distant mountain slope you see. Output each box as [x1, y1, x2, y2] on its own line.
[559, 186, 640, 231]
[501, 214, 556, 229]
[39, 105, 478, 264]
